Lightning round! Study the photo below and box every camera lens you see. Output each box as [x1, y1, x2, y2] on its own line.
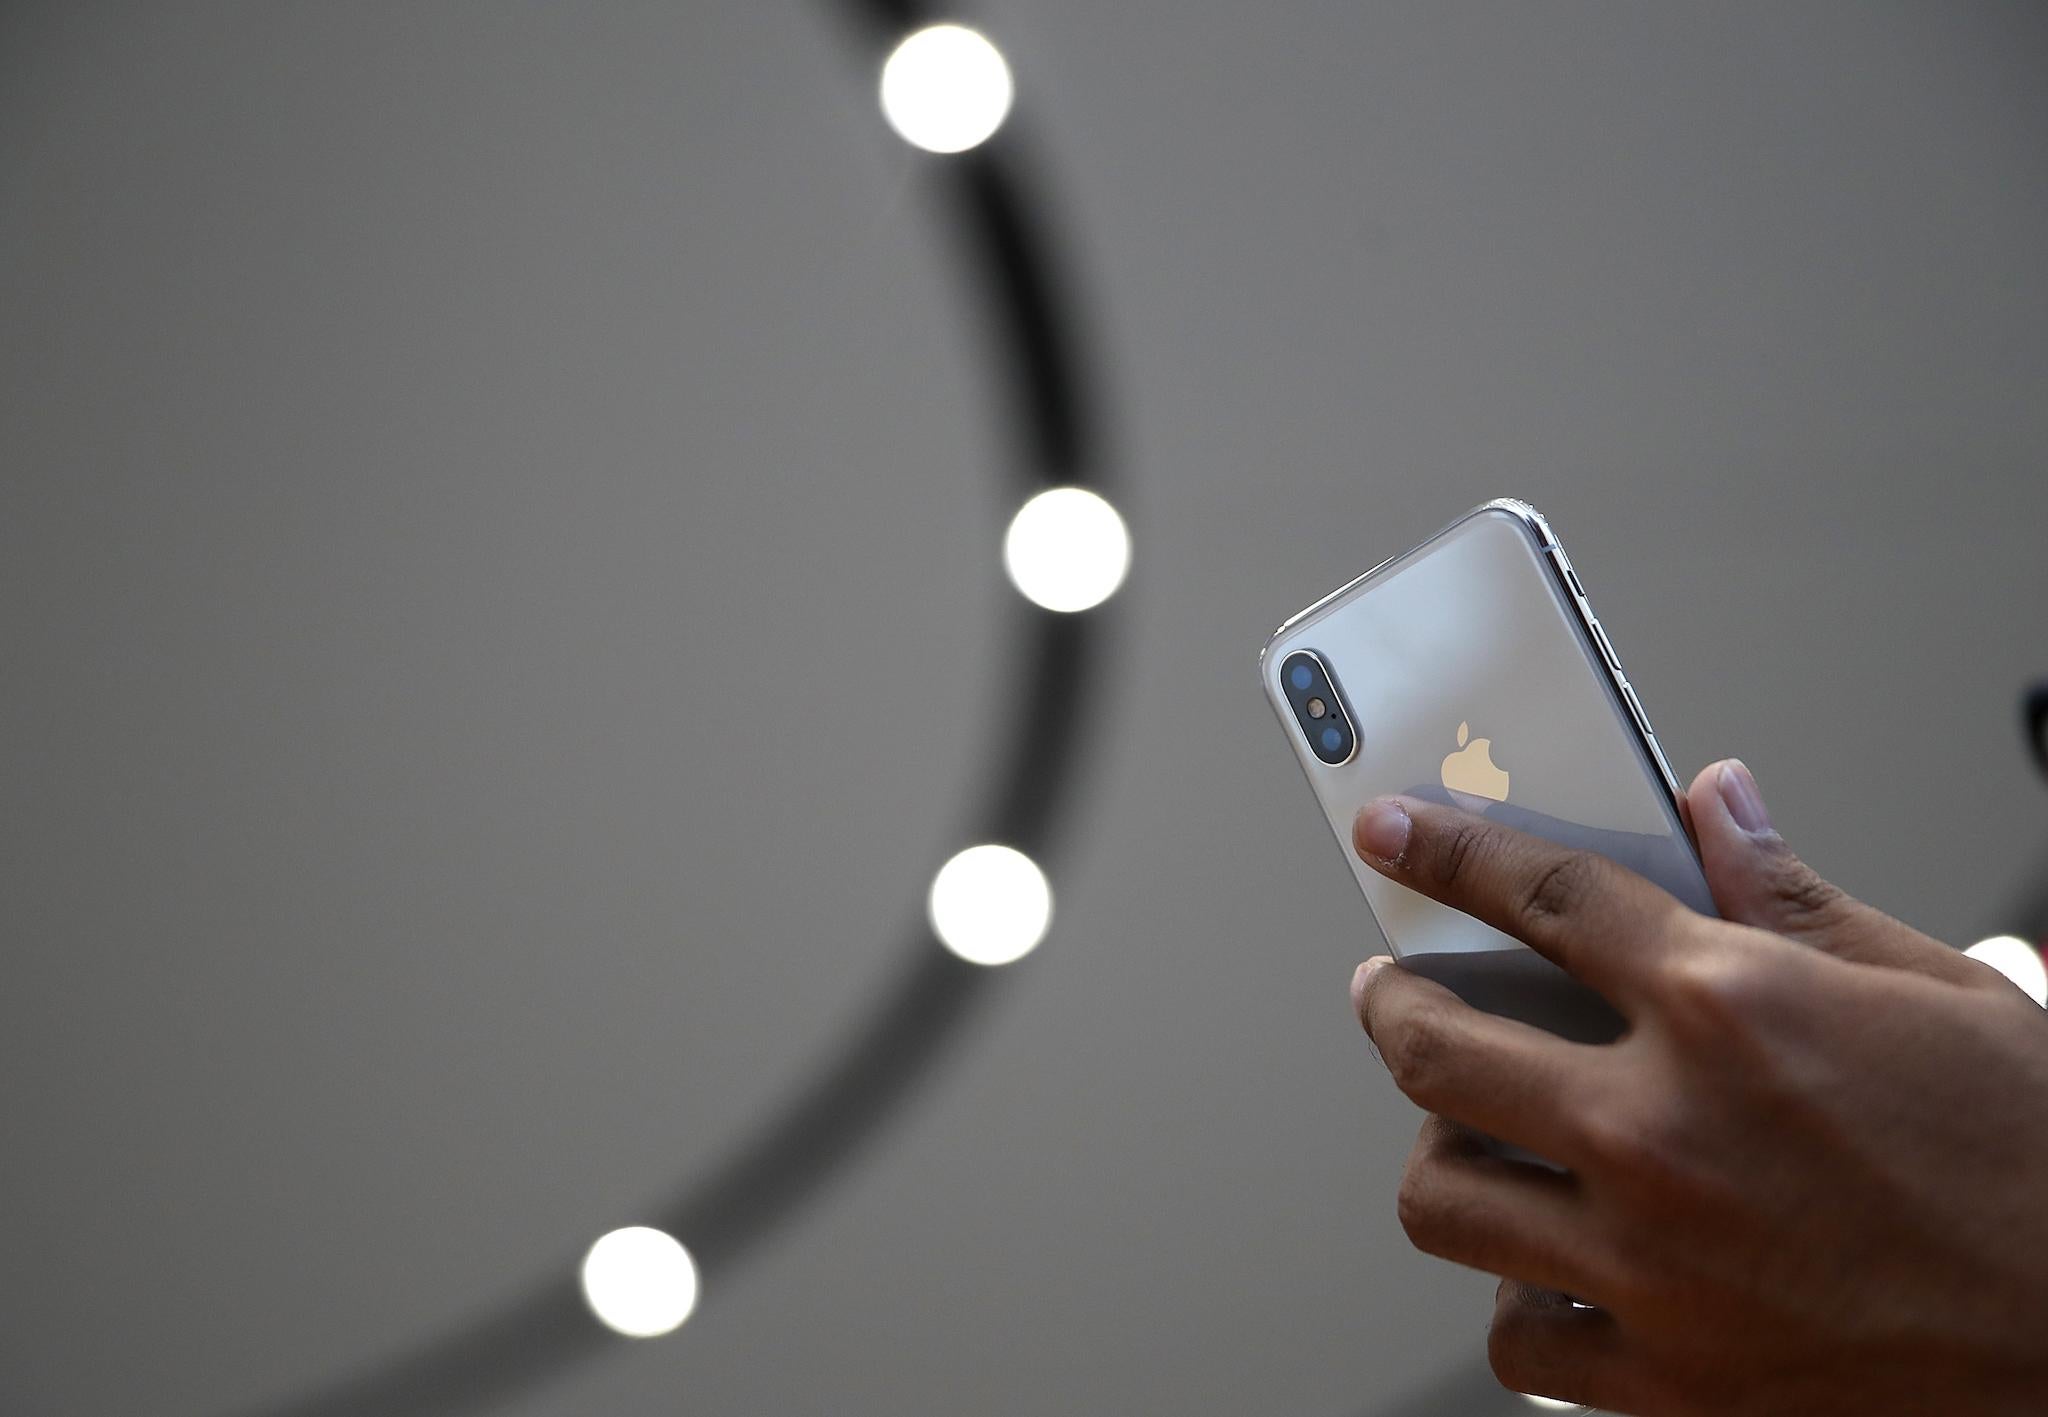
[1281, 649, 1356, 764]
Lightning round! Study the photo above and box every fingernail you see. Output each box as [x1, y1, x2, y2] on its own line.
[1719, 759, 1772, 835]
[1354, 798, 1412, 863]
[1351, 957, 1391, 1033]
[1350, 955, 1390, 1002]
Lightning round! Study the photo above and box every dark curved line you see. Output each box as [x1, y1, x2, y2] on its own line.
[946, 151, 1101, 489]
[2024, 679, 2048, 783]
[843, 0, 932, 34]
[832, 1, 1102, 492]
[661, 944, 998, 1277]
[2000, 841, 2048, 947]
[982, 608, 1105, 857]
[210, 9, 1118, 1417]
[230, 1283, 599, 1417]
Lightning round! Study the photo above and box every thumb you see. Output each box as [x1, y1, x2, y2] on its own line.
[1687, 758, 1981, 984]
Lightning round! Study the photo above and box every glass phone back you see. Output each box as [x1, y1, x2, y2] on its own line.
[1260, 502, 1713, 1041]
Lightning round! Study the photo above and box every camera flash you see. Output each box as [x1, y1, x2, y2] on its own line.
[1306, 697, 1328, 719]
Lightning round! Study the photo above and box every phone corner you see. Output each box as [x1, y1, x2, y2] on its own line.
[1254, 625, 1286, 694]
[1474, 496, 1556, 546]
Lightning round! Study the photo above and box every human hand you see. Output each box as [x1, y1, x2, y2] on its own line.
[1348, 760, 2048, 1415]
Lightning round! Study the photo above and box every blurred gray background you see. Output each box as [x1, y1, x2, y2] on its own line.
[3, 2, 2045, 1414]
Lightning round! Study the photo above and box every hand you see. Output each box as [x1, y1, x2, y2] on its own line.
[1348, 760, 2048, 1416]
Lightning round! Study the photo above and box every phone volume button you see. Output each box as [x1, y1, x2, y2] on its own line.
[1590, 617, 1621, 670]
[1550, 547, 1587, 599]
[1621, 681, 1654, 737]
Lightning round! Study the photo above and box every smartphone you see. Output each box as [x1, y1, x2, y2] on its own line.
[1259, 499, 1714, 1044]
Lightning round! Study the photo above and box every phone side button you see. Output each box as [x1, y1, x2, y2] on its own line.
[1590, 617, 1621, 670]
[1621, 681, 1654, 737]
[1550, 547, 1587, 599]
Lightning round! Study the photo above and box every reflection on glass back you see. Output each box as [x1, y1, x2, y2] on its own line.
[1261, 503, 1712, 1043]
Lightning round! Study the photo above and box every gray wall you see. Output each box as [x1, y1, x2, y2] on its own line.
[2, 3, 2044, 1414]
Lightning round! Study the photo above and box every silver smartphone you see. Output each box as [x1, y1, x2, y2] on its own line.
[1259, 499, 1714, 1043]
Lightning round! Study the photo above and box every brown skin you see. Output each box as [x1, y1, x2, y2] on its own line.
[1348, 759, 2048, 1416]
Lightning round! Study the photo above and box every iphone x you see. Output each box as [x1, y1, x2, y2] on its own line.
[1259, 499, 1713, 1043]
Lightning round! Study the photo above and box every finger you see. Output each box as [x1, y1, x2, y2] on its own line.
[1354, 796, 1692, 1003]
[1687, 759, 1986, 986]
[1489, 1280, 1653, 1414]
[1394, 1116, 1611, 1299]
[1352, 957, 1604, 1163]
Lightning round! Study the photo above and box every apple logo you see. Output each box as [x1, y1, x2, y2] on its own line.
[1440, 721, 1510, 806]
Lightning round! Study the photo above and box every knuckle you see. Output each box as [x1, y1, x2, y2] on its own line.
[1396, 1121, 1461, 1248]
[1395, 1148, 1469, 1258]
[1431, 816, 1493, 894]
[1520, 850, 1599, 929]
[1379, 1006, 1450, 1098]
[1393, 1166, 1437, 1246]
[1654, 944, 1778, 1038]
[1764, 850, 1851, 929]
[1485, 1295, 1544, 1392]
[1573, 1098, 1646, 1171]
[1574, 1091, 1665, 1163]
[1578, 1098, 1695, 1209]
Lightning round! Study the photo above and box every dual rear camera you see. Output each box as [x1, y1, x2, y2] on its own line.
[1280, 650, 1356, 765]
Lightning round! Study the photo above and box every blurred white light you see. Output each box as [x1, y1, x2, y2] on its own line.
[928, 843, 1051, 966]
[1520, 1397, 1580, 1411]
[1003, 487, 1132, 612]
[581, 1226, 699, 1338]
[880, 24, 1014, 154]
[1966, 935, 2048, 1006]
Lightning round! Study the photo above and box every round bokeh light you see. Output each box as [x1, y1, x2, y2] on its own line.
[1003, 486, 1132, 612]
[880, 24, 1014, 154]
[580, 1226, 700, 1338]
[928, 843, 1052, 966]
